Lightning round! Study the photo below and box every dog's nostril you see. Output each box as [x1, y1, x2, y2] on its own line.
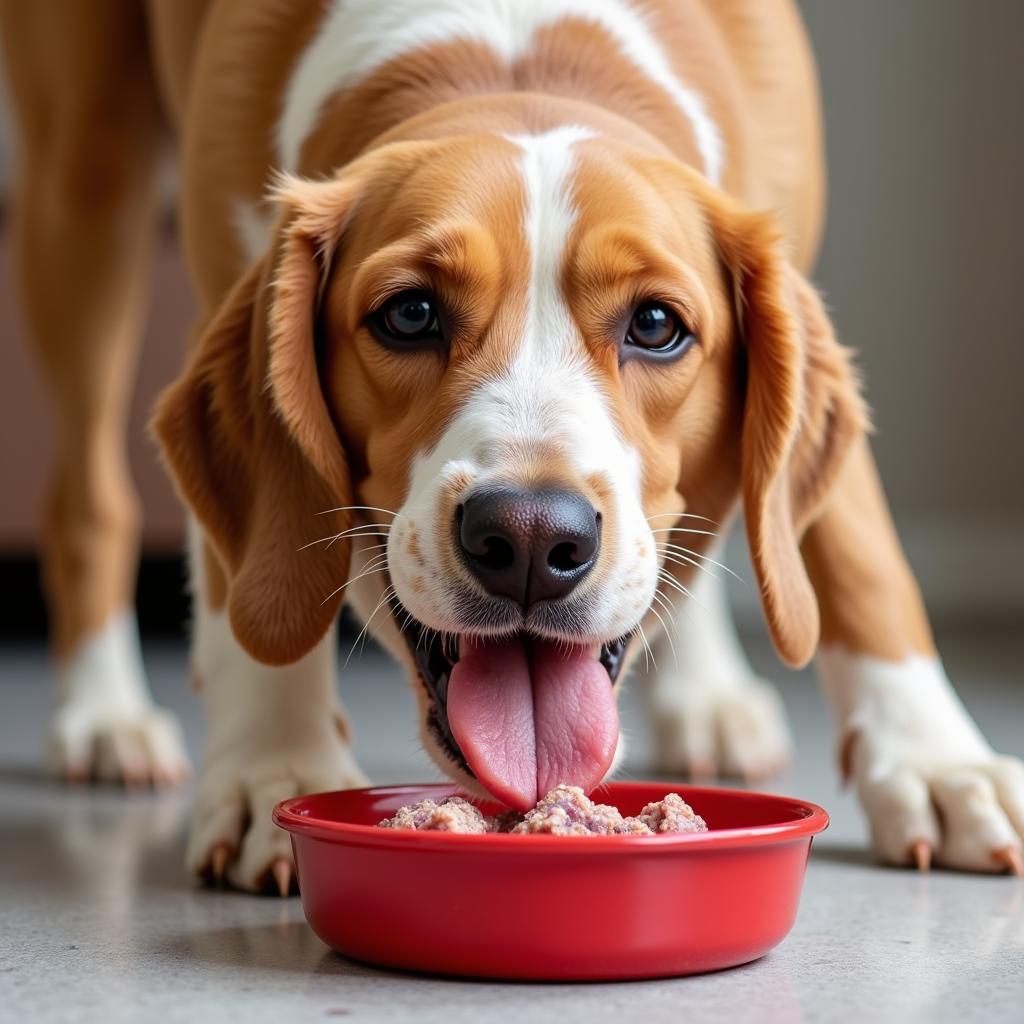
[547, 541, 584, 573]
[476, 535, 516, 572]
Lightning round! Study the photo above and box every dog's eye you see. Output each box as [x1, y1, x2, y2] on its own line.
[371, 290, 442, 346]
[625, 302, 694, 356]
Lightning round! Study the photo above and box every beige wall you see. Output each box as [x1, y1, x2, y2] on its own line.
[1, 1, 1021, 611]
[799, 0, 1024, 525]
[791, 0, 1024, 618]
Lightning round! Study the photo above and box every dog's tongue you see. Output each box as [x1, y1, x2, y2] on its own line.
[447, 635, 619, 811]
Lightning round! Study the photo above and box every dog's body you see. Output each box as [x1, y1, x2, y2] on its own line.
[4, 0, 1021, 889]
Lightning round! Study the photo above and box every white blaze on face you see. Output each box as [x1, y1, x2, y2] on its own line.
[390, 126, 658, 642]
[278, 0, 722, 182]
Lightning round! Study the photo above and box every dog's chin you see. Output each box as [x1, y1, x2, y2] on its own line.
[387, 594, 635, 795]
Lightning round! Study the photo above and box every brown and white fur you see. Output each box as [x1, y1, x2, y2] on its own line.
[3, 0, 1021, 891]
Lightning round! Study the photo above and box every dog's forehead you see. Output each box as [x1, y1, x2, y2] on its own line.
[341, 126, 709, 318]
[344, 135, 525, 242]
[502, 126, 596, 344]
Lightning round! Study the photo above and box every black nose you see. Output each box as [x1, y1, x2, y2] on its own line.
[457, 486, 601, 607]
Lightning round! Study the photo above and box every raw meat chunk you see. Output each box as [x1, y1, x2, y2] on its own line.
[378, 796, 490, 833]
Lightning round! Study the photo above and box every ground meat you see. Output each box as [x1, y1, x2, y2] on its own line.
[509, 784, 635, 835]
[634, 792, 708, 834]
[378, 784, 707, 836]
[377, 795, 491, 834]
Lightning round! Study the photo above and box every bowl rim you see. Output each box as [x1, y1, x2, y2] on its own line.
[273, 781, 829, 854]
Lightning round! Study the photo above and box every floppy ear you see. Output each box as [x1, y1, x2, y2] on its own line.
[153, 175, 362, 666]
[705, 192, 869, 668]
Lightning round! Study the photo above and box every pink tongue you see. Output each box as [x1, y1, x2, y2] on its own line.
[447, 635, 619, 811]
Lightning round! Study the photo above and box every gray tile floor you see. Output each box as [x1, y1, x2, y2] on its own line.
[2, 629, 1023, 1023]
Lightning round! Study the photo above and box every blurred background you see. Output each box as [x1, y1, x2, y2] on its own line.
[1, 0, 1022, 641]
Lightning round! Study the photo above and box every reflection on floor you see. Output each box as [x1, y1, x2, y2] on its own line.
[2, 628, 1022, 1023]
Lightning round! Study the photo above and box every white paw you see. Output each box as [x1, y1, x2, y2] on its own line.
[187, 725, 368, 893]
[820, 648, 1024, 875]
[51, 703, 191, 786]
[649, 674, 792, 781]
[853, 750, 1024, 875]
[50, 612, 191, 786]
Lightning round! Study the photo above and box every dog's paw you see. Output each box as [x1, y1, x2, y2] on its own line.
[820, 648, 1024, 875]
[50, 612, 191, 786]
[51, 703, 191, 786]
[650, 674, 792, 781]
[854, 752, 1024, 875]
[187, 730, 369, 894]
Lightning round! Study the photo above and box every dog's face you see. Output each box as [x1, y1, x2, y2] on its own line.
[155, 129, 864, 809]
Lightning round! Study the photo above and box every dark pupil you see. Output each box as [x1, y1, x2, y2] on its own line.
[387, 297, 433, 336]
[632, 305, 675, 348]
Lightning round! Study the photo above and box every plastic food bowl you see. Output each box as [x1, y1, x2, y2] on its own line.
[273, 781, 828, 981]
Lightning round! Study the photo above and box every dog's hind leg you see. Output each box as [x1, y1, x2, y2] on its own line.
[642, 551, 792, 781]
[0, 0, 189, 784]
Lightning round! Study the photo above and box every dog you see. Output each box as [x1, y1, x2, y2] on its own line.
[4, 0, 1021, 891]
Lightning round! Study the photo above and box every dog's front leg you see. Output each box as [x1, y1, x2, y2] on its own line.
[186, 522, 368, 893]
[644, 558, 792, 781]
[805, 442, 1023, 873]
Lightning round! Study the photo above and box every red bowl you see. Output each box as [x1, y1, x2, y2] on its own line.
[273, 781, 828, 981]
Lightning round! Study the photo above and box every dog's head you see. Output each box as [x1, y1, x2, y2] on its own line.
[155, 126, 865, 809]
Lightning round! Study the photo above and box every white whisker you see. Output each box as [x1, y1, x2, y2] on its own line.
[444, 631, 459, 661]
[637, 622, 657, 672]
[656, 569, 692, 599]
[319, 555, 389, 606]
[650, 527, 719, 539]
[653, 583, 694, 630]
[650, 588, 684, 629]
[326, 527, 392, 551]
[343, 585, 396, 670]
[415, 619, 434, 655]
[321, 529, 392, 549]
[657, 549, 722, 583]
[645, 512, 720, 526]
[646, 602, 678, 671]
[634, 624, 650, 673]
[317, 505, 402, 518]
[298, 523, 393, 552]
[354, 540, 390, 556]
[399, 607, 414, 629]
[657, 570, 710, 615]
[655, 542, 744, 583]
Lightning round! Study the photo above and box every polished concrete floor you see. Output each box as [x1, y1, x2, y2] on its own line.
[2, 628, 1022, 1023]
